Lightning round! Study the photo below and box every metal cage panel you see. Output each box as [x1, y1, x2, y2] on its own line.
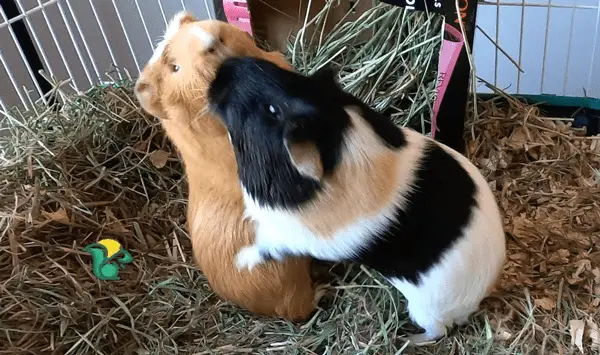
[475, 0, 600, 98]
[0, 0, 216, 110]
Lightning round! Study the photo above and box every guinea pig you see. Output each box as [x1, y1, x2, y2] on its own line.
[208, 56, 506, 343]
[134, 12, 324, 322]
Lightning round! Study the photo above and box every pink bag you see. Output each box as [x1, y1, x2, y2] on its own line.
[431, 24, 465, 138]
[222, 0, 252, 34]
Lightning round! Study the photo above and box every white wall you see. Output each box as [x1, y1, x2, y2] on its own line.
[475, 0, 600, 98]
[1, 0, 599, 110]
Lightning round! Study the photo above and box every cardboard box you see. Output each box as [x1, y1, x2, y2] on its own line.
[248, 0, 373, 52]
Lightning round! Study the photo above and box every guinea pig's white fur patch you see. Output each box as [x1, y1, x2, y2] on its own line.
[149, 11, 189, 64]
[150, 11, 217, 65]
[189, 26, 217, 49]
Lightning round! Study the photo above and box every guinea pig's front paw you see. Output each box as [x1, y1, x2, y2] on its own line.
[235, 245, 266, 271]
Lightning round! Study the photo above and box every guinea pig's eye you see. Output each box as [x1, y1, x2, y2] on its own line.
[172, 64, 180, 72]
[219, 37, 224, 44]
[267, 104, 280, 117]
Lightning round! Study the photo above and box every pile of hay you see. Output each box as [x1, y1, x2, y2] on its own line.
[466, 93, 600, 354]
[1, 83, 599, 354]
[287, 0, 443, 130]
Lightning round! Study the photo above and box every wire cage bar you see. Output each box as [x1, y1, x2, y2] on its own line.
[0, 0, 216, 111]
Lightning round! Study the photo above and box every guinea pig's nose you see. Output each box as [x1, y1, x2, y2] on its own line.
[135, 80, 148, 95]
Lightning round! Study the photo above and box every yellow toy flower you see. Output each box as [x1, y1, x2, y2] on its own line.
[83, 239, 133, 281]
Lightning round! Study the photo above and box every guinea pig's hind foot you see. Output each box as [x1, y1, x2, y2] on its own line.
[403, 331, 444, 346]
[402, 322, 447, 346]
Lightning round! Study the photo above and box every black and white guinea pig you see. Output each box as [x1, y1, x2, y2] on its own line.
[208, 56, 506, 344]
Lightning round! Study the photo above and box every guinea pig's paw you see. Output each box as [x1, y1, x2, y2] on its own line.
[265, 249, 287, 262]
[235, 245, 265, 271]
[402, 331, 444, 346]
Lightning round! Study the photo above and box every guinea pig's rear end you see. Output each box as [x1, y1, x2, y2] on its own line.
[134, 12, 322, 321]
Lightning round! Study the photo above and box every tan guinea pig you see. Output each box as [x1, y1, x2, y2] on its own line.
[134, 12, 324, 321]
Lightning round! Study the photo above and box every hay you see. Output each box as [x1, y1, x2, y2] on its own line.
[465, 92, 600, 354]
[2, 83, 599, 354]
[2, 80, 600, 354]
[287, 0, 443, 130]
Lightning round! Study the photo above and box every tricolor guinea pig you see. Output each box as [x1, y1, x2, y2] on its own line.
[134, 12, 324, 322]
[208, 56, 506, 343]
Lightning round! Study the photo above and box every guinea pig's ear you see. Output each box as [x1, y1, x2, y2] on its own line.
[311, 65, 338, 89]
[179, 12, 197, 25]
[284, 138, 324, 182]
[264, 51, 292, 71]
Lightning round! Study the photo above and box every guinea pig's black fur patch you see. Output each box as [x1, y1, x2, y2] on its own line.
[356, 140, 478, 284]
[208, 56, 406, 209]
